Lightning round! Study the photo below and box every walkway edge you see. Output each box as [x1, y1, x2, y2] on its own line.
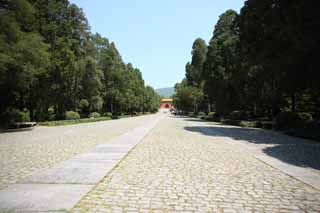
[197, 125, 320, 191]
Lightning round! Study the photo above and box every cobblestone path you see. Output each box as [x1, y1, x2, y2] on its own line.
[0, 114, 158, 189]
[73, 115, 320, 212]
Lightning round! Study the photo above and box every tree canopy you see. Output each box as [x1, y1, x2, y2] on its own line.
[175, 1, 320, 121]
[0, 0, 160, 124]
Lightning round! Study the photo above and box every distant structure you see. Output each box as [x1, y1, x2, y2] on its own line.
[160, 98, 174, 109]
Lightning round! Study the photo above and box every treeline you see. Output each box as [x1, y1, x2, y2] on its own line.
[0, 0, 160, 124]
[174, 0, 320, 125]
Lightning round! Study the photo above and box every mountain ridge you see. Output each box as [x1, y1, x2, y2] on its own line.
[156, 87, 175, 97]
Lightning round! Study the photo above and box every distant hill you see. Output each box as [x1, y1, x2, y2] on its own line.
[156, 87, 175, 97]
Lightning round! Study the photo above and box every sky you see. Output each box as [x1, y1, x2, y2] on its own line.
[70, 0, 245, 89]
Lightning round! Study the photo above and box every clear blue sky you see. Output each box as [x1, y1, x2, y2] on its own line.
[70, 0, 245, 89]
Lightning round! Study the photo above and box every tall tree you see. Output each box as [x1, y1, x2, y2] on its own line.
[203, 10, 241, 115]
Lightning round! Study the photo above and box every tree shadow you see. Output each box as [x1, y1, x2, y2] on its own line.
[184, 125, 320, 170]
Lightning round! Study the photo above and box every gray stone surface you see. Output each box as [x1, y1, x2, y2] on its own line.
[73, 115, 320, 212]
[0, 114, 160, 189]
[0, 184, 93, 212]
[0, 113, 164, 212]
[195, 120, 320, 190]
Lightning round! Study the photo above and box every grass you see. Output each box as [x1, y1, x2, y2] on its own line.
[38, 112, 154, 126]
[38, 116, 112, 126]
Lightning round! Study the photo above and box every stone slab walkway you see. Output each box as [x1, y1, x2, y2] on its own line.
[0, 114, 157, 190]
[72, 115, 320, 212]
[0, 114, 164, 212]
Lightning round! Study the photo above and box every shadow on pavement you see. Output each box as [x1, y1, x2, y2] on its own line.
[184, 125, 320, 171]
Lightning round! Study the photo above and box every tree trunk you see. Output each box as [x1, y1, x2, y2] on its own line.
[291, 93, 296, 112]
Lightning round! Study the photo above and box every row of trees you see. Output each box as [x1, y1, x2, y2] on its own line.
[174, 0, 320, 121]
[0, 0, 160, 123]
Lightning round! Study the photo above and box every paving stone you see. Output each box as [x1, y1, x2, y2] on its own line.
[0, 184, 93, 212]
[72, 115, 320, 212]
[0, 114, 160, 189]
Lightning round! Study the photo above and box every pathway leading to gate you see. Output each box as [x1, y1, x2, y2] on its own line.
[73, 115, 320, 212]
[0, 113, 320, 212]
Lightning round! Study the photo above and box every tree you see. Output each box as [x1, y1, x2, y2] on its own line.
[186, 38, 207, 87]
[202, 10, 241, 115]
[0, 0, 160, 125]
[174, 79, 203, 113]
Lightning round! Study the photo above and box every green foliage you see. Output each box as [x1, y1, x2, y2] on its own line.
[197, 111, 206, 119]
[177, 2, 320, 137]
[208, 112, 216, 118]
[103, 112, 113, 117]
[0, 108, 30, 126]
[174, 79, 203, 113]
[39, 116, 112, 126]
[205, 112, 220, 122]
[90, 96, 103, 112]
[186, 38, 207, 87]
[228, 110, 247, 120]
[0, 0, 160, 125]
[89, 112, 101, 118]
[65, 111, 80, 120]
[202, 10, 241, 115]
[276, 112, 313, 130]
[79, 99, 89, 109]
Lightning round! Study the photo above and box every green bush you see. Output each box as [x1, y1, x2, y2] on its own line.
[89, 112, 101, 118]
[197, 111, 206, 119]
[228, 110, 247, 120]
[208, 112, 216, 118]
[47, 107, 56, 121]
[275, 111, 313, 130]
[79, 99, 89, 109]
[132, 111, 139, 116]
[298, 112, 313, 123]
[0, 108, 30, 126]
[205, 112, 221, 121]
[188, 112, 195, 117]
[222, 119, 241, 126]
[197, 112, 206, 116]
[65, 111, 80, 120]
[103, 112, 113, 117]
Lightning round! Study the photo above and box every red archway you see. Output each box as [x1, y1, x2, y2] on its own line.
[160, 98, 174, 109]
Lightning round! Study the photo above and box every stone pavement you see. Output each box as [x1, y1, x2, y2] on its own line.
[0, 114, 163, 212]
[73, 115, 320, 212]
[0, 114, 158, 190]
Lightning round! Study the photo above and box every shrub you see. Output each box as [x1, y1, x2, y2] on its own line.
[298, 112, 313, 123]
[275, 111, 313, 130]
[103, 112, 112, 117]
[197, 112, 206, 116]
[47, 107, 56, 121]
[228, 110, 247, 120]
[65, 111, 80, 120]
[20, 111, 30, 122]
[0, 108, 30, 126]
[208, 112, 216, 118]
[197, 111, 206, 119]
[89, 112, 101, 118]
[79, 99, 89, 109]
[188, 112, 195, 117]
[205, 112, 220, 122]
[90, 96, 103, 112]
[222, 119, 241, 126]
